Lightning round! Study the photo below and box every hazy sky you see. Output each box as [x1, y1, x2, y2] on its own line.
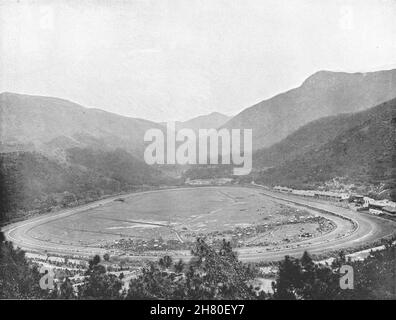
[1, 0, 396, 122]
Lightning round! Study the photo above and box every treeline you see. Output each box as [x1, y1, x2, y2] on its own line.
[0, 148, 179, 221]
[1, 235, 395, 300]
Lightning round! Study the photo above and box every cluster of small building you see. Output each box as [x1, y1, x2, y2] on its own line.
[351, 195, 396, 216]
[273, 186, 396, 217]
[273, 186, 350, 201]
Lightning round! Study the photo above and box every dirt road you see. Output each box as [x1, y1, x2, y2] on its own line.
[3, 186, 395, 262]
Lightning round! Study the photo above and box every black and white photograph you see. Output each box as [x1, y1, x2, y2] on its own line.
[0, 0, 395, 306]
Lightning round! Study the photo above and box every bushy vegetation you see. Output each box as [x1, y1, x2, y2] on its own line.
[0, 236, 51, 299]
[1, 233, 395, 300]
[127, 239, 259, 300]
[273, 241, 396, 300]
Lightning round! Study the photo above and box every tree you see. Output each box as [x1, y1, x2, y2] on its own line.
[0, 236, 50, 299]
[174, 259, 185, 273]
[78, 255, 123, 299]
[158, 255, 173, 269]
[57, 278, 76, 299]
[126, 239, 258, 300]
[271, 241, 396, 300]
[272, 255, 303, 300]
[89, 255, 101, 269]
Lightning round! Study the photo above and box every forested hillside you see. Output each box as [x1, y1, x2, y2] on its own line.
[255, 99, 396, 199]
[254, 98, 396, 168]
[0, 149, 177, 222]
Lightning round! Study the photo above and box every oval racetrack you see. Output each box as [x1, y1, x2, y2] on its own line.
[3, 186, 396, 262]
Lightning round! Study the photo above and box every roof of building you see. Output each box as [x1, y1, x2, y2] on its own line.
[383, 206, 396, 214]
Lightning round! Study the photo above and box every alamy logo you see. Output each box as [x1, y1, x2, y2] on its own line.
[339, 265, 354, 290]
[144, 122, 252, 175]
[39, 266, 55, 290]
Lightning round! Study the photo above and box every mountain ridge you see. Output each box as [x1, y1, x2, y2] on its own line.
[160, 111, 231, 132]
[253, 99, 396, 168]
[0, 92, 164, 158]
[254, 98, 396, 199]
[222, 68, 396, 150]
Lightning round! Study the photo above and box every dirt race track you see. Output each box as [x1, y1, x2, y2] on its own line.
[3, 185, 396, 262]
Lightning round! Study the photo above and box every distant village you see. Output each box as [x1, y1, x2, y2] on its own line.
[273, 186, 396, 217]
[185, 178, 396, 217]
